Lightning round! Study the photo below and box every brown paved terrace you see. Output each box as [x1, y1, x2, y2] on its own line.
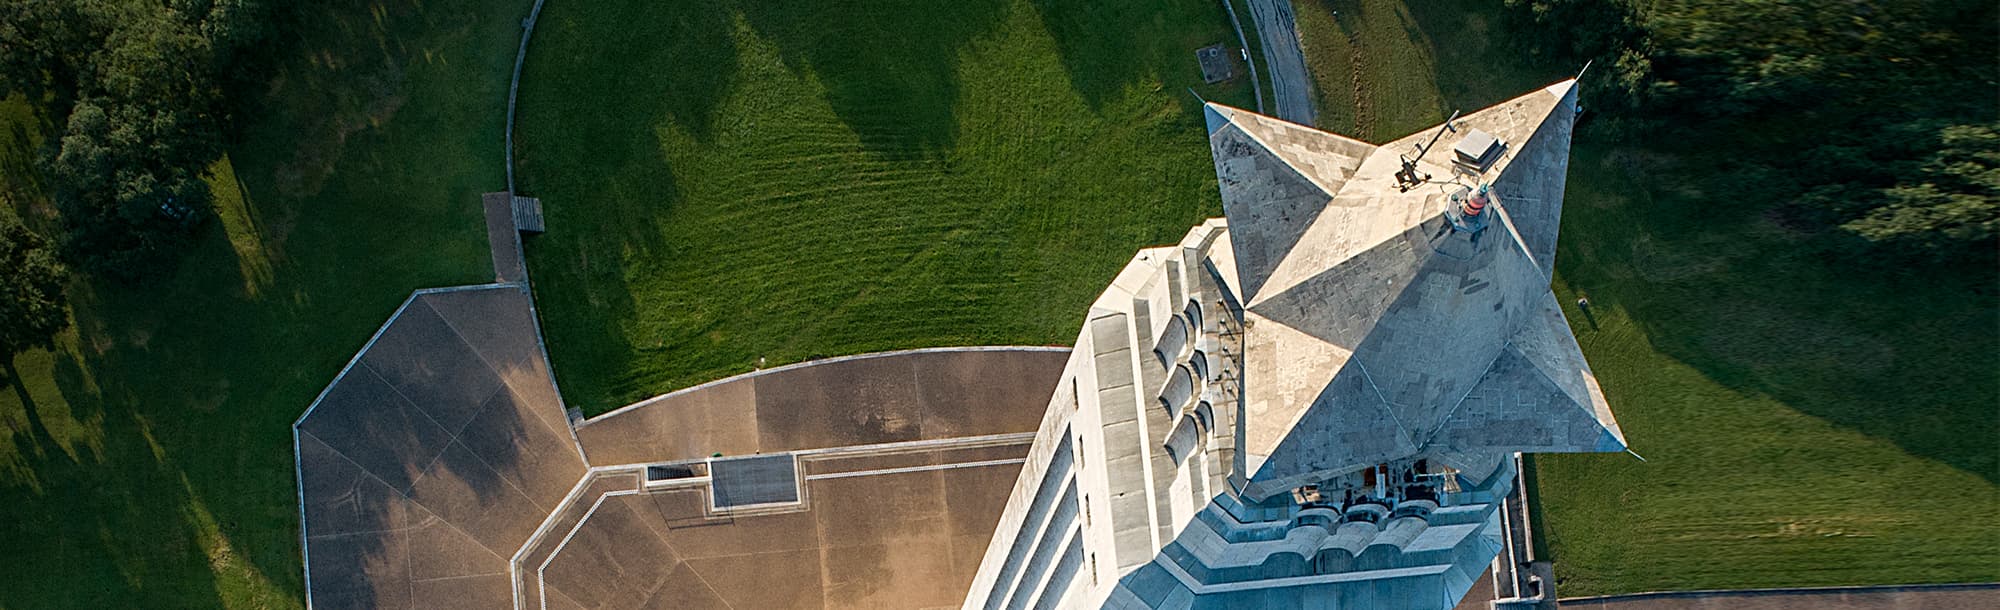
[293, 288, 1070, 610]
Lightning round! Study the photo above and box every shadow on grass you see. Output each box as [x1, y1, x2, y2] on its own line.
[3, 120, 47, 206]
[2, 97, 273, 609]
[536, 0, 741, 145]
[512, 0, 729, 415]
[0, 0, 537, 605]
[1558, 136, 2000, 485]
[1301, 0, 1571, 141]
[1029, 0, 1240, 114]
[735, 0, 1010, 157]
[1397, 0, 1564, 108]
[0, 352, 234, 608]
[1386, 0, 1997, 486]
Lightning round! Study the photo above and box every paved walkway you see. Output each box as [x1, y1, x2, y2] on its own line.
[519, 435, 1038, 609]
[482, 192, 527, 282]
[505, 0, 550, 191]
[1247, 0, 1317, 126]
[1560, 583, 2000, 609]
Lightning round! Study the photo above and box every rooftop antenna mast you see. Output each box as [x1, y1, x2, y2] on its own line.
[1395, 110, 1460, 192]
[1573, 60, 1592, 116]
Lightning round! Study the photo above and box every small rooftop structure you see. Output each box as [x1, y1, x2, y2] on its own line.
[1452, 128, 1503, 173]
[708, 453, 802, 510]
[1195, 44, 1236, 84]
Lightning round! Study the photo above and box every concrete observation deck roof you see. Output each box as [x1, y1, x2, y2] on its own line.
[292, 288, 1070, 610]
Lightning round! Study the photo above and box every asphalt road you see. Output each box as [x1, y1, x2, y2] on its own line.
[1247, 0, 1317, 126]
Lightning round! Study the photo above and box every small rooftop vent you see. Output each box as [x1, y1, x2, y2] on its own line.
[1453, 129, 1503, 173]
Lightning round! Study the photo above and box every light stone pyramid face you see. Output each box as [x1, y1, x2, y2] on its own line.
[1203, 108, 1375, 299]
[1205, 81, 1626, 499]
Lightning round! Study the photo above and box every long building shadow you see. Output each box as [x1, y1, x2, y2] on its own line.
[1028, 0, 1244, 115]
[511, 0, 727, 417]
[733, 0, 1011, 157]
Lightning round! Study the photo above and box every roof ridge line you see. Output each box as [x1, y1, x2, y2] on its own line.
[1206, 103, 1372, 197]
[1414, 341, 1518, 451]
[1511, 304, 1625, 444]
[1247, 215, 1439, 311]
[1348, 359, 1421, 452]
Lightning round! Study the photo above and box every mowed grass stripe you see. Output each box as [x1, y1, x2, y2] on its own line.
[519, 0, 1247, 411]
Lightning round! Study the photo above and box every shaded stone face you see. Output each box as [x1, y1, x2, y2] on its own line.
[1202, 82, 1625, 497]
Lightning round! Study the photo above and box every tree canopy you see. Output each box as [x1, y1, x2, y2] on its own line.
[0, 217, 71, 359]
[1843, 123, 2000, 257]
[1505, 0, 1999, 262]
[1, 0, 264, 280]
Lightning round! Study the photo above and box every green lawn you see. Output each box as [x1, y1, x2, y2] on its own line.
[516, 0, 1254, 414]
[1223, 0, 1274, 113]
[0, 0, 523, 606]
[0, 0, 1991, 606]
[1292, 0, 2000, 596]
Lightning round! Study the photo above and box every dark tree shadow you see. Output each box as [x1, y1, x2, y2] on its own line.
[0, 351, 232, 608]
[511, 1, 731, 414]
[1029, 0, 1233, 113]
[523, 0, 740, 145]
[733, 0, 1012, 157]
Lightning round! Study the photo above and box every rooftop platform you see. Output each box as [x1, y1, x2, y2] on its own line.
[520, 439, 1033, 609]
[575, 348, 1070, 465]
[294, 289, 1071, 610]
[294, 284, 584, 609]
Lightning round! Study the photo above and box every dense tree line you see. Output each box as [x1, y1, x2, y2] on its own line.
[0, 215, 69, 363]
[1, 0, 265, 280]
[1505, 0, 1999, 263]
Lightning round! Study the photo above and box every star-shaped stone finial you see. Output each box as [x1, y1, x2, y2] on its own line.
[1204, 81, 1626, 500]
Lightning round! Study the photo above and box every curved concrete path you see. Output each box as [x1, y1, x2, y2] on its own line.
[1247, 0, 1317, 126]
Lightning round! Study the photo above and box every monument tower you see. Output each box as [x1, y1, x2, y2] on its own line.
[959, 80, 1625, 610]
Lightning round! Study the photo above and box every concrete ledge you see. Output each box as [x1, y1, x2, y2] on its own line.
[574, 347, 1072, 466]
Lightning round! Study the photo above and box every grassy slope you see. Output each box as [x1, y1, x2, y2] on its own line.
[1292, 0, 2000, 595]
[517, 0, 1252, 414]
[0, 0, 519, 606]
